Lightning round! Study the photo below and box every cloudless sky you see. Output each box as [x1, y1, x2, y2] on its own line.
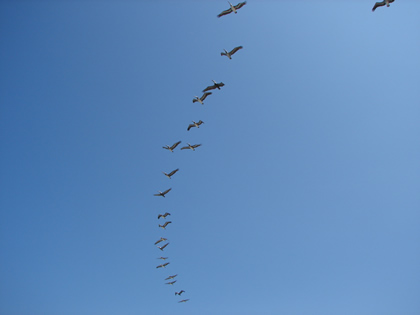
[1, 1, 419, 314]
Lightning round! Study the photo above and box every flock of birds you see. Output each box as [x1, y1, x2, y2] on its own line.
[152, 0, 396, 305]
[152, 1, 247, 305]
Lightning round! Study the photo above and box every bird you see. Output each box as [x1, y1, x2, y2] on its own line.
[178, 299, 189, 303]
[163, 141, 181, 152]
[154, 237, 167, 245]
[221, 46, 243, 59]
[217, 1, 247, 18]
[158, 212, 171, 219]
[162, 168, 179, 179]
[157, 242, 169, 251]
[166, 280, 177, 285]
[175, 290, 185, 296]
[157, 256, 168, 260]
[187, 120, 204, 131]
[193, 92, 212, 105]
[165, 274, 178, 280]
[372, 0, 395, 11]
[181, 143, 201, 151]
[156, 262, 170, 269]
[154, 188, 172, 197]
[203, 80, 225, 92]
[159, 221, 172, 229]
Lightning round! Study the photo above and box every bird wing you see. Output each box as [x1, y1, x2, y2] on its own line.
[197, 120, 204, 125]
[187, 124, 194, 131]
[203, 85, 216, 92]
[180, 146, 189, 150]
[171, 141, 181, 150]
[192, 98, 198, 103]
[163, 262, 169, 267]
[162, 188, 172, 195]
[162, 145, 169, 150]
[158, 214, 163, 219]
[234, 1, 247, 10]
[163, 212, 170, 217]
[372, 1, 385, 11]
[216, 82, 225, 88]
[230, 46, 243, 55]
[217, 8, 233, 17]
[154, 193, 161, 196]
[201, 92, 212, 101]
[221, 52, 227, 56]
[155, 238, 163, 245]
[192, 144, 202, 148]
[168, 169, 179, 176]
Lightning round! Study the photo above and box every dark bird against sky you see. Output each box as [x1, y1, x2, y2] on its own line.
[154, 188, 172, 197]
[187, 120, 204, 131]
[162, 141, 181, 152]
[372, 0, 395, 11]
[221, 46, 243, 59]
[217, 1, 247, 18]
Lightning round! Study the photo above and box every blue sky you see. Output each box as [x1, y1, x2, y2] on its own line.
[1, 1, 419, 314]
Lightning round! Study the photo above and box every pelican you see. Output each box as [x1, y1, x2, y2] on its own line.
[221, 46, 243, 59]
[156, 262, 170, 269]
[372, 0, 395, 11]
[165, 280, 177, 285]
[181, 143, 201, 151]
[203, 80, 225, 92]
[178, 299, 189, 303]
[158, 212, 171, 219]
[154, 188, 172, 197]
[162, 168, 179, 179]
[187, 120, 204, 131]
[163, 141, 181, 152]
[157, 257, 168, 260]
[157, 242, 169, 251]
[217, 1, 247, 18]
[175, 290, 185, 296]
[192, 92, 212, 105]
[165, 274, 178, 280]
[159, 221, 172, 229]
[154, 237, 167, 245]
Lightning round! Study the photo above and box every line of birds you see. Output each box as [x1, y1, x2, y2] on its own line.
[152, 0, 394, 304]
[152, 1, 247, 305]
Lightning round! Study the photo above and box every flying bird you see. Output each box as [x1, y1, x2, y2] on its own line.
[203, 80, 225, 92]
[159, 221, 172, 229]
[157, 242, 169, 251]
[156, 262, 170, 269]
[178, 299, 189, 303]
[187, 120, 204, 131]
[221, 46, 243, 59]
[372, 0, 395, 11]
[193, 92, 212, 105]
[165, 274, 178, 280]
[181, 143, 202, 151]
[166, 280, 177, 285]
[162, 168, 179, 179]
[217, 1, 247, 18]
[175, 290, 185, 296]
[154, 237, 167, 245]
[158, 212, 171, 219]
[154, 188, 172, 197]
[157, 257, 168, 260]
[163, 141, 181, 152]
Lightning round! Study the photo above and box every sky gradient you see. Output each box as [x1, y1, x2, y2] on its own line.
[1, 1, 419, 314]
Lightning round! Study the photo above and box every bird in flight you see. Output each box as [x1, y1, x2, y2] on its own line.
[162, 168, 179, 179]
[158, 212, 171, 219]
[157, 242, 169, 251]
[203, 80, 225, 92]
[159, 221, 172, 229]
[154, 188, 172, 197]
[154, 237, 167, 245]
[221, 46, 243, 59]
[157, 256, 168, 260]
[163, 141, 181, 152]
[193, 92, 212, 105]
[187, 120, 204, 131]
[181, 143, 202, 151]
[372, 0, 395, 11]
[165, 274, 178, 280]
[175, 290, 185, 296]
[217, 1, 247, 18]
[178, 299, 190, 303]
[165, 280, 177, 285]
[156, 262, 170, 269]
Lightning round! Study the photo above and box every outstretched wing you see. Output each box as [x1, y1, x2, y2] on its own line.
[203, 84, 216, 92]
[234, 1, 247, 10]
[180, 146, 189, 150]
[217, 8, 232, 18]
[168, 169, 179, 177]
[192, 144, 202, 149]
[187, 124, 194, 131]
[229, 46, 243, 55]
[197, 120, 204, 126]
[372, 1, 385, 11]
[170, 141, 181, 150]
[162, 188, 172, 195]
[201, 92, 212, 101]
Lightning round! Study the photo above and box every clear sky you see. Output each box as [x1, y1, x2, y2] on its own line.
[1, 1, 419, 314]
